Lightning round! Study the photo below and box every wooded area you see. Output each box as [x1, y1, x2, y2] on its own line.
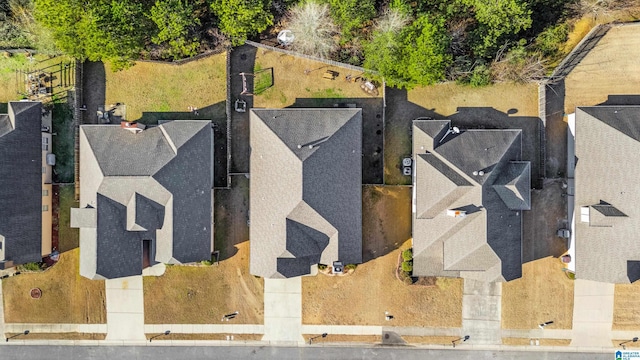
[1, 0, 638, 86]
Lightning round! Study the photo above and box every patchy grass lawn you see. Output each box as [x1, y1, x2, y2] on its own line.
[252, 50, 381, 108]
[2, 248, 106, 324]
[385, 82, 538, 185]
[143, 241, 263, 324]
[5, 333, 105, 340]
[502, 256, 574, 329]
[58, 185, 79, 252]
[565, 23, 640, 114]
[613, 281, 640, 330]
[503, 338, 571, 346]
[0, 54, 72, 102]
[102, 54, 227, 123]
[303, 334, 381, 343]
[302, 186, 463, 327]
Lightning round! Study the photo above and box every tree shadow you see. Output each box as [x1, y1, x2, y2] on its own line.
[544, 80, 566, 178]
[81, 61, 106, 125]
[138, 101, 228, 188]
[290, 97, 384, 184]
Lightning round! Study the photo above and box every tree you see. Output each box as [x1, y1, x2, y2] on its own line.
[149, 0, 200, 58]
[34, 0, 152, 69]
[461, 0, 532, 57]
[364, 14, 451, 88]
[326, 0, 375, 39]
[210, 0, 273, 45]
[286, 1, 338, 59]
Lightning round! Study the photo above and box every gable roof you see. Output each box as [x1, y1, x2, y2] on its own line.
[249, 108, 362, 278]
[74, 121, 212, 279]
[0, 102, 43, 267]
[574, 106, 640, 283]
[412, 119, 528, 282]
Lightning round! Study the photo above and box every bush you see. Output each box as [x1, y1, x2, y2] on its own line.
[402, 248, 413, 261]
[19, 262, 42, 272]
[345, 264, 357, 271]
[401, 260, 413, 272]
[469, 64, 492, 87]
[317, 263, 327, 270]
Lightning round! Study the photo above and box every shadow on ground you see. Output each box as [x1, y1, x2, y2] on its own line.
[291, 97, 384, 184]
[214, 175, 249, 260]
[82, 61, 106, 125]
[228, 45, 258, 173]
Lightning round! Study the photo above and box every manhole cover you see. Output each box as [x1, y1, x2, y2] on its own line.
[30, 288, 42, 299]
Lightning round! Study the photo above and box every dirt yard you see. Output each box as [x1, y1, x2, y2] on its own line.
[214, 175, 249, 259]
[613, 282, 640, 330]
[385, 82, 539, 185]
[565, 23, 640, 113]
[2, 248, 106, 324]
[143, 241, 263, 324]
[302, 186, 463, 327]
[251, 50, 381, 109]
[502, 256, 574, 330]
[83, 53, 227, 125]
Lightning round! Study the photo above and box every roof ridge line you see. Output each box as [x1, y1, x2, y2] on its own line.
[159, 124, 178, 154]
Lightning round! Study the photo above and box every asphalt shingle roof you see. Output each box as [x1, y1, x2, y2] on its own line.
[412, 119, 528, 282]
[75, 121, 212, 279]
[574, 106, 640, 283]
[0, 102, 43, 267]
[250, 108, 362, 278]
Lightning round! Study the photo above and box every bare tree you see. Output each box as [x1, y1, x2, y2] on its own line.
[569, 0, 634, 18]
[285, 1, 338, 59]
[374, 7, 411, 35]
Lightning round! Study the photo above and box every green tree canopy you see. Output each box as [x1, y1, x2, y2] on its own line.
[364, 14, 451, 88]
[462, 0, 532, 57]
[34, 0, 151, 69]
[149, 0, 200, 58]
[326, 0, 375, 39]
[210, 0, 273, 45]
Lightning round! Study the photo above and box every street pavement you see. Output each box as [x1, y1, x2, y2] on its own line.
[0, 345, 616, 360]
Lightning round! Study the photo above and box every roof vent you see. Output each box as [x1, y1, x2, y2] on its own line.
[121, 121, 146, 134]
[473, 170, 484, 176]
[439, 126, 460, 143]
[446, 209, 466, 218]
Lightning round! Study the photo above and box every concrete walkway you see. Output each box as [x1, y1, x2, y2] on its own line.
[105, 276, 145, 341]
[262, 278, 304, 343]
[570, 279, 615, 347]
[461, 279, 502, 344]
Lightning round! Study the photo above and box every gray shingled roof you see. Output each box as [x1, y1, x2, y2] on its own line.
[574, 106, 640, 283]
[0, 102, 43, 268]
[74, 121, 212, 279]
[250, 108, 362, 279]
[412, 119, 529, 282]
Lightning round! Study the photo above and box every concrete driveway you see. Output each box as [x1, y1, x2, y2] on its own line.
[262, 277, 304, 343]
[462, 279, 502, 344]
[105, 276, 146, 341]
[570, 279, 614, 347]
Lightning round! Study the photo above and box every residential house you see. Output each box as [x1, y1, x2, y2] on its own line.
[569, 106, 640, 283]
[411, 119, 531, 282]
[249, 109, 363, 278]
[0, 101, 50, 269]
[71, 120, 213, 279]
